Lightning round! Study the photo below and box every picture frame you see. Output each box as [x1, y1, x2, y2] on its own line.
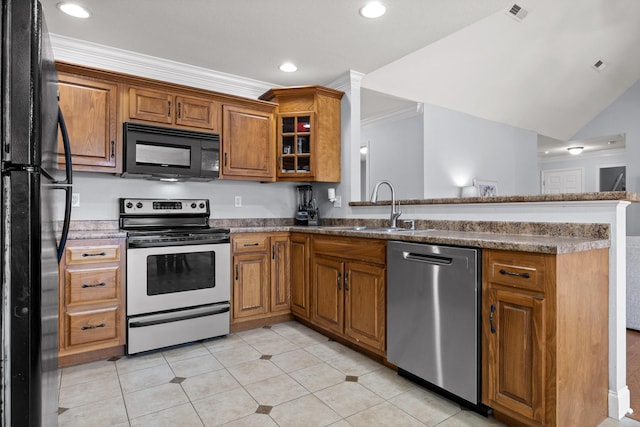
[474, 179, 499, 197]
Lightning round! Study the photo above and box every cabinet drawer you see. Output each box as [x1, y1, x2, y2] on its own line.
[313, 236, 385, 265]
[66, 306, 119, 346]
[66, 245, 120, 264]
[233, 235, 269, 253]
[66, 266, 119, 305]
[486, 251, 551, 293]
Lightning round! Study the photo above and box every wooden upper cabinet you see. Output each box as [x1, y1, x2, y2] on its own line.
[128, 87, 173, 125]
[57, 70, 120, 172]
[127, 87, 221, 132]
[221, 104, 275, 181]
[260, 86, 343, 183]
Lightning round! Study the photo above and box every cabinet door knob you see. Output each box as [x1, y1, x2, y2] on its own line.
[110, 140, 115, 158]
[235, 264, 239, 281]
[167, 100, 171, 117]
[337, 272, 342, 290]
[177, 102, 182, 118]
[344, 272, 349, 291]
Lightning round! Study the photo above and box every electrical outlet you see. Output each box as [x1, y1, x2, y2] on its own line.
[234, 196, 242, 207]
[72, 193, 80, 207]
[333, 195, 342, 208]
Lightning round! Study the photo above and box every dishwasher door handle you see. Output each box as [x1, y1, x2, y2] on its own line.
[403, 251, 453, 265]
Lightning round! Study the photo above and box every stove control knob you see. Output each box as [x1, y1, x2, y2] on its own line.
[136, 202, 143, 209]
[191, 202, 197, 209]
[199, 202, 205, 209]
[126, 202, 133, 209]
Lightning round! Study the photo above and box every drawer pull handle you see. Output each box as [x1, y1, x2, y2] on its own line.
[499, 269, 530, 279]
[243, 243, 260, 247]
[490, 304, 496, 333]
[81, 323, 106, 331]
[82, 252, 106, 257]
[167, 101, 171, 117]
[81, 282, 107, 288]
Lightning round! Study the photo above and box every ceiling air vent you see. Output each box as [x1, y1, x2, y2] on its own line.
[507, 4, 529, 21]
[592, 60, 607, 71]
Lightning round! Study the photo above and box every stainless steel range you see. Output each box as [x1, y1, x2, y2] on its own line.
[120, 198, 230, 354]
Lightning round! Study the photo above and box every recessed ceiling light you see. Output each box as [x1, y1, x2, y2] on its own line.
[360, 2, 386, 18]
[567, 146, 584, 155]
[279, 62, 297, 73]
[57, 2, 91, 18]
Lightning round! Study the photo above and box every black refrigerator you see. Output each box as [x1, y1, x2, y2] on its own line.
[1, 0, 73, 425]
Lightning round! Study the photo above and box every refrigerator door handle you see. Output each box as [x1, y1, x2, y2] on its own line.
[56, 107, 73, 263]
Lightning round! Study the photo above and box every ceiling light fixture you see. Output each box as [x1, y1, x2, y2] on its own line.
[279, 62, 297, 73]
[567, 146, 584, 155]
[57, 2, 91, 18]
[359, 2, 386, 18]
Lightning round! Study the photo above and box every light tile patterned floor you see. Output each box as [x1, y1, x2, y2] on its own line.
[57, 321, 640, 427]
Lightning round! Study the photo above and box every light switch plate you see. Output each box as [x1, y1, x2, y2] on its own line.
[72, 193, 80, 207]
[333, 195, 341, 208]
[234, 196, 242, 207]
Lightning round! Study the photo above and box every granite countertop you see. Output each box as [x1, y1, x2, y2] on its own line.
[349, 191, 640, 206]
[60, 219, 610, 255]
[231, 226, 609, 255]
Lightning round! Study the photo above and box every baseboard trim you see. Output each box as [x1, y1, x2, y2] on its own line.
[609, 386, 632, 419]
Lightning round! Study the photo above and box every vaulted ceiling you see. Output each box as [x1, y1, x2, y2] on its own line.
[41, 0, 640, 141]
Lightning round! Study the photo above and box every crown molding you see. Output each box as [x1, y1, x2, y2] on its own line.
[361, 105, 422, 128]
[49, 34, 275, 99]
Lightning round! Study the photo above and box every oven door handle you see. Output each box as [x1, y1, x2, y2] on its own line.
[129, 304, 230, 328]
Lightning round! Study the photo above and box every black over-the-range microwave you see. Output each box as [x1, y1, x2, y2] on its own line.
[122, 122, 220, 181]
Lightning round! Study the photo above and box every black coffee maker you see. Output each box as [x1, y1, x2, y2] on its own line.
[295, 185, 319, 226]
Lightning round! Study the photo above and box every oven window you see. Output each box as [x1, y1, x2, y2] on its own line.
[146, 251, 215, 295]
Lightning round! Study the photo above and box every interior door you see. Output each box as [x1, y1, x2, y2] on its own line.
[541, 168, 583, 194]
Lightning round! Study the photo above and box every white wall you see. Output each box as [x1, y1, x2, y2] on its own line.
[361, 113, 424, 200]
[539, 150, 627, 193]
[58, 172, 300, 221]
[422, 103, 539, 198]
[569, 80, 640, 235]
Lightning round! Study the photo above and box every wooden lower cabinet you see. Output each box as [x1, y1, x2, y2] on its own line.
[58, 238, 126, 366]
[482, 249, 609, 427]
[309, 236, 386, 355]
[231, 233, 291, 330]
[290, 233, 310, 319]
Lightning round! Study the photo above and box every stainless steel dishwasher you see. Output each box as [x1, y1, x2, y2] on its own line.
[387, 241, 483, 410]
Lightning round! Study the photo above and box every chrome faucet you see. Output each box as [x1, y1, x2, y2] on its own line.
[370, 180, 402, 228]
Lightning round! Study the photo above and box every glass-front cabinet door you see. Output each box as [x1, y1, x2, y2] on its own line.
[278, 113, 315, 179]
